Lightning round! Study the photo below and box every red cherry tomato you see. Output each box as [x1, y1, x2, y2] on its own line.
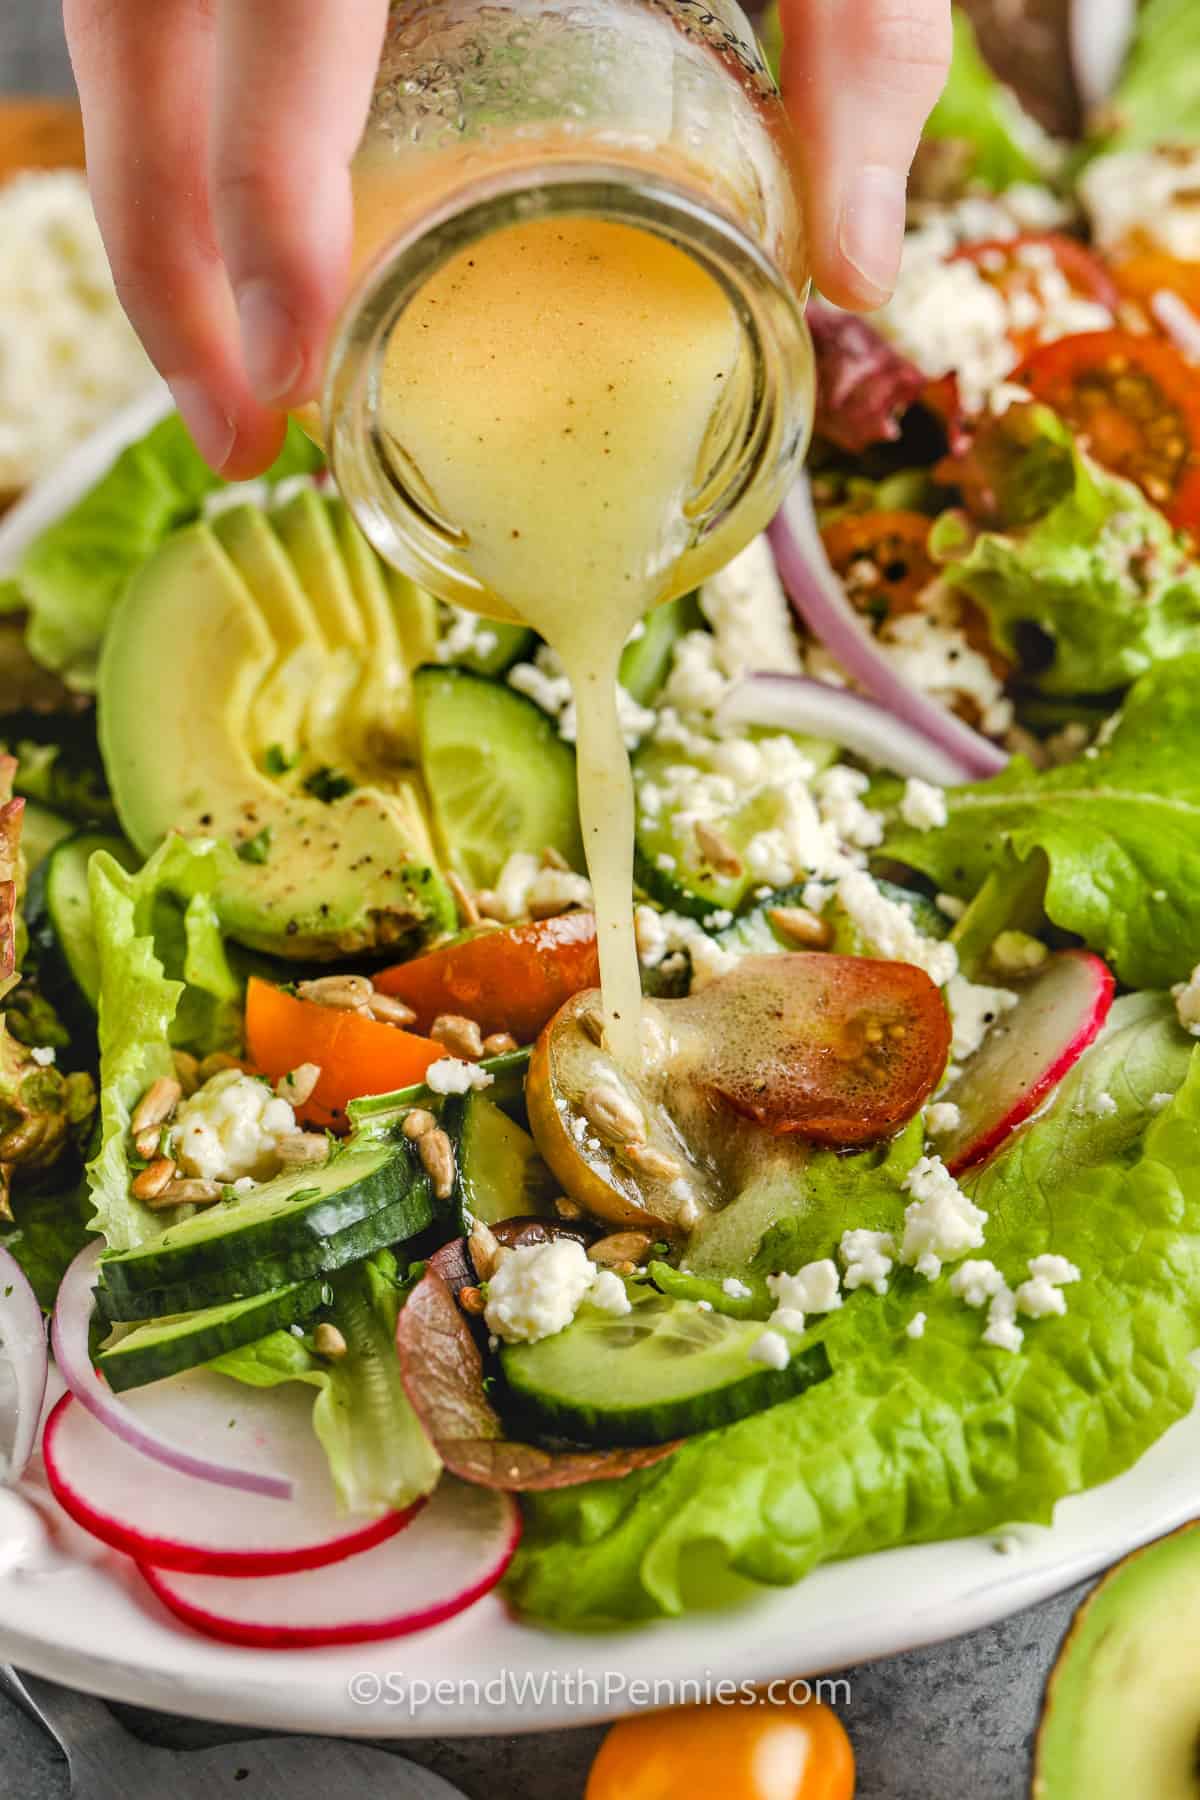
[952, 233, 1118, 361]
[585, 1696, 855, 1800]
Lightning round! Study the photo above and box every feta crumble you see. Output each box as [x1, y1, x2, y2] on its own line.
[837, 870, 958, 987]
[925, 1101, 961, 1137]
[906, 1312, 927, 1341]
[839, 1228, 895, 1296]
[748, 1329, 791, 1371]
[767, 1261, 841, 1321]
[698, 534, 804, 685]
[1091, 1091, 1118, 1119]
[508, 644, 655, 749]
[946, 974, 1018, 1063]
[425, 1058, 495, 1095]
[722, 1276, 752, 1300]
[634, 904, 737, 991]
[172, 1069, 297, 1184]
[1173, 966, 1200, 1037]
[1081, 147, 1200, 265]
[484, 1238, 629, 1344]
[899, 778, 948, 832]
[948, 1260, 1006, 1309]
[982, 1287, 1024, 1354]
[1149, 1091, 1174, 1114]
[29, 1046, 56, 1067]
[899, 1156, 988, 1280]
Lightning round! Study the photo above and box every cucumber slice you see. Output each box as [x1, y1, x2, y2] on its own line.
[95, 1189, 430, 1321]
[100, 1137, 423, 1297]
[716, 878, 950, 958]
[501, 1290, 830, 1445]
[618, 592, 703, 704]
[444, 1091, 557, 1230]
[633, 731, 837, 922]
[97, 1278, 325, 1392]
[348, 1046, 532, 1134]
[20, 803, 74, 875]
[25, 831, 139, 1035]
[414, 667, 583, 887]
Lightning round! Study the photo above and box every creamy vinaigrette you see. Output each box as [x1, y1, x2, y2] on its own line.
[376, 215, 742, 1063]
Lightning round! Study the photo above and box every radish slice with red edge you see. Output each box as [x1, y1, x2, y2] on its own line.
[0, 1243, 47, 1483]
[940, 949, 1115, 1176]
[767, 478, 1009, 783]
[42, 1376, 420, 1574]
[719, 673, 970, 786]
[52, 1242, 292, 1500]
[139, 1478, 521, 1648]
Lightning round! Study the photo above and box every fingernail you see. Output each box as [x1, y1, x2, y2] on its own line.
[167, 378, 235, 471]
[837, 165, 907, 304]
[237, 280, 305, 403]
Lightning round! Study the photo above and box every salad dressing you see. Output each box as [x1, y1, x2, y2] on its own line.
[375, 215, 744, 1063]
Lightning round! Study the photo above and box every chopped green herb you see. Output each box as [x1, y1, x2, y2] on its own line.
[263, 744, 296, 776]
[303, 766, 355, 803]
[236, 826, 272, 864]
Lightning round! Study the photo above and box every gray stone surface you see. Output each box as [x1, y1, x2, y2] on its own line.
[0, 6, 1094, 1798]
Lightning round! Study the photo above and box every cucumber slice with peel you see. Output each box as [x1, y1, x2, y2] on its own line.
[500, 1289, 830, 1445]
[443, 1091, 557, 1231]
[98, 1279, 325, 1392]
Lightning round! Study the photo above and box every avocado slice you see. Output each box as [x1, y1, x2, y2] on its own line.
[1034, 1520, 1200, 1798]
[98, 517, 455, 958]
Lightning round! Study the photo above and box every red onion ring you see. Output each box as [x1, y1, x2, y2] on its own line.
[1151, 290, 1200, 363]
[51, 1242, 293, 1501]
[718, 673, 973, 785]
[0, 1244, 48, 1482]
[767, 478, 1009, 782]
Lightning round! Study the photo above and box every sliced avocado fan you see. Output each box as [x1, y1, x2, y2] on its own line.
[1034, 1519, 1200, 1799]
[97, 496, 455, 959]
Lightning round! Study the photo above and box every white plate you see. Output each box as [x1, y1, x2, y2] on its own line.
[2, 404, 1198, 1736]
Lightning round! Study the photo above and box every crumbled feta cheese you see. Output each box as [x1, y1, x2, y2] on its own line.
[662, 630, 731, 715]
[722, 1276, 752, 1299]
[1091, 1091, 1118, 1119]
[981, 1285, 1024, 1353]
[769, 1306, 808, 1335]
[899, 778, 948, 832]
[990, 931, 1048, 976]
[585, 1269, 634, 1318]
[425, 1058, 495, 1095]
[634, 904, 738, 991]
[484, 1238, 602, 1344]
[946, 974, 1018, 1063]
[1027, 1254, 1080, 1287]
[748, 1329, 791, 1371]
[525, 867, 593, 915]
[699, 534, 804, 684]
[1173, 966, 1200, 1037]
[488, 851, 543, 922]
[435, 604, 501, 665]
[813, 766, 884, 854]
[703, 909, 734, 931]
[874, 599, 1013, 737]
[1013, 1275, 1067, 1319]
[906, 1312, 927, 1341]
[899, 1155, 988, 1280]
[1149, 1091, 1174, 1114]
[1081, 147, 1200, 264]
[508, 644, 653, 748]
[767, 1261, 841, 1318]
[696, 1298, 713, 1312]
[173, 1069, 297, 1183]
[949, 1259, 1006, 1309]
[29, 1046, 56, 1067]
[837, 870, 958, 987]
[925, 1101, 961, 1137]
[0, 171, 155, 489]
[839, 1228, 895, 1296]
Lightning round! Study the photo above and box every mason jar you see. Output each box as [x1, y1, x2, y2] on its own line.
[321, 0, 814, 619]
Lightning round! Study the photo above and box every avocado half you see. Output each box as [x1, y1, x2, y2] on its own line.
[1034, 1519, 1200, 1798]
[97, 491, 455, 959]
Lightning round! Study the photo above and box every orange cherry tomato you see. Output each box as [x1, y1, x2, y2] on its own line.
[1015, 329, 1200, 531]
[586, 1696, 855, 1800]
[691, 953, 951, 1148]
[820, 510, 938, 617]
[244, 977, 443, 1130]
[1111, 249, 1200, 319]
[952, 233, 1118, 361]
[374, 911, 599, 1046]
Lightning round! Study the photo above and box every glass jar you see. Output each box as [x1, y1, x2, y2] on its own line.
[323, 0, 814, 617]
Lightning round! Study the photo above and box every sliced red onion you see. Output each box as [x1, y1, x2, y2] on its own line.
[767, 477, 1009, 782]
[1069, 0, 1138, 112]
[0, 1244, 48, 1483]
[1151, 290, 1200, 363]
[52, 1243, 293, 1501]
[719, 674, 972, 785]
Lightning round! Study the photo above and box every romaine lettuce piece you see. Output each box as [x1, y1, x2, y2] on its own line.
[883, 653, 1200, 991]
[508, 997, 1199, 1625]
[1094, 0, 1200, 152]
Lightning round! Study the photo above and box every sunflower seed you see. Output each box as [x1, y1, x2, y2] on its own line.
[276, 1132, 330, 1168]
[446, 869, 481, 928]
[367, 992, 419, 1027]
[623, 1141, 682, 1182]
[402, 1108, 437, 1141]
[582, 1082, 645, 1146]
[481, 1031, 518, 1057]
[468, 1220, 503, 1282]
[296, 974, 375, 1012]
[313, 1323, 348, 1359]
[693, 820, 742, 878]
[130, 1157, 176, 1201]
[131, 1077, 181, 1136]
[275, 1062, 321, 1105]
[588, 1231, 653, 1267]
[767, 905, 833, 949]
[418, 1127, 456, 1199]
[431, 1013, 484, 1060]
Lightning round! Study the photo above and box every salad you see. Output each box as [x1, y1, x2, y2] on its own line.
[3, 0, 1200, 1656]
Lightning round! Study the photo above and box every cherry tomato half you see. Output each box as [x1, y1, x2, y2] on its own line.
[821, 510, 938, 617]
[1015, 329, 1200, 531]
[586, 1696, 855, 1800]
[374, 911, 599, 1046]
[1111, 249, 1200, 321]
[952, 233, 1118, 362]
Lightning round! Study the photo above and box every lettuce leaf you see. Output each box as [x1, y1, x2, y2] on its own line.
[882, 654, 1200, 990]
[508, 997, 1200, 1625]
[935, 408, 1200, 698]
[923, 10, 1055, 191]
[211, 1255, 442, 1516]
[85, 836, 247, 1250]
[14, 417, 323, 691]
[1095, 0, 1200, 153]
[0, 1177, 92, 1310]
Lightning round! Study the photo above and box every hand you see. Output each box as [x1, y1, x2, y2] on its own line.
[63, 0, 391, 478]
[780, 0, 953, 309]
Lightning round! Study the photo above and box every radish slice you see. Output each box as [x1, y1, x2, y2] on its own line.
[718, 673, 970, 785]
[139, 1478, 521, 1648]
[43, 1379, 419, 1575]
[767, 478, 1009, 782]
[0, 1244, 47, 1483]
[940, 950, 1115, 1175]
[52, 1242, 292, 1500]
[1151, 290, 1200, 364]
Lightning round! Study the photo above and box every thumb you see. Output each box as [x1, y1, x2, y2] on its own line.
[781, 0, 952, 308]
